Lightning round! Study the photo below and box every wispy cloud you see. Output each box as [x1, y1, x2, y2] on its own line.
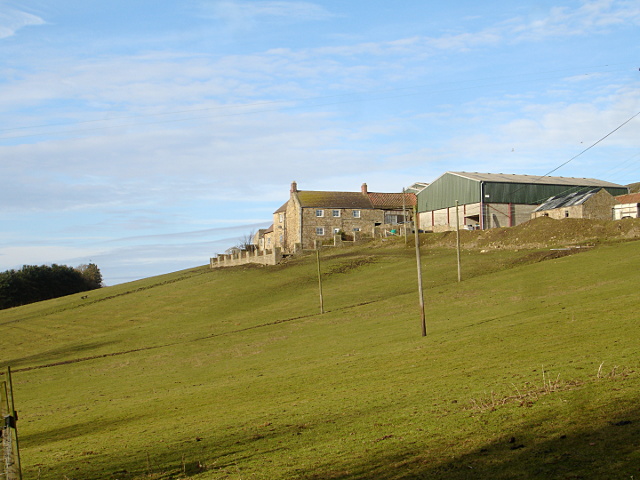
[507, 0, 640, 41]
[201, 0, 334, 28]
[0, 6, 45, 39]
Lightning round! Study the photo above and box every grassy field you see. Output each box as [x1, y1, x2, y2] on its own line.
[1, 219, 639, 479]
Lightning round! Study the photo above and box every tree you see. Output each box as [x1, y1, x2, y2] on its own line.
[0, 263, 103, 310]
[75, 263, 103, 289]
[235, 230, 257, 252]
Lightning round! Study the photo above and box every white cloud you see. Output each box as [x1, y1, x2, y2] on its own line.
[0, 245, 106, 269]
[508, 0, 640, 41]
[202, 0, 333, 28]
[0, 6, 45, 39]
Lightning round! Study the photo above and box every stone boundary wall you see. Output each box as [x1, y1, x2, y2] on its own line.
[210, 247, 283, 268]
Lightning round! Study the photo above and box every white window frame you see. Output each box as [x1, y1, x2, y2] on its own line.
[316, 209, 324, 217]
[332, 209, 341, 217]
[353, 210, 361, 218]
[353, 227, 361, 232]
[333, 227, 341, 234]
[278, 213, 284, 222]
[316, 227, 325, 236]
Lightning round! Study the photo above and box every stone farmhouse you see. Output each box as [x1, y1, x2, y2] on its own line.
[531, 188, 617, 220]
[262, 182, 416, 253]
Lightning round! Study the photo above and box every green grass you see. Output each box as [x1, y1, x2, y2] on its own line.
[1, 232, 639, 479]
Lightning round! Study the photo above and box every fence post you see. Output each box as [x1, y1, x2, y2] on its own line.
[1, 367, 22, 480]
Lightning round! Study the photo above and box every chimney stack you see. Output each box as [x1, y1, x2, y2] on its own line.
[291, 181, 298, 193]
[361, 183, 368, 194]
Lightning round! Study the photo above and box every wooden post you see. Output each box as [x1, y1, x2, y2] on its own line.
[1, 367, 22, 480]
[414, 207, 426, 336]
[402, 188, 408, 245]
[455, 200, 462, 282]
[316, 249, 324, 314]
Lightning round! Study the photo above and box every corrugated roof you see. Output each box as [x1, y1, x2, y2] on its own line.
[533, 189, 600, 212]
[405, 182, 429, 194]
[615, 192, 640, 204]
[368, 192, 416, 209]
[297, 191, 374, 209]
[449, 172, 625, 188]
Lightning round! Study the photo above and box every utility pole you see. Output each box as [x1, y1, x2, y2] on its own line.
[316, 248, 324, 314]
[455, 200, 462, 282]
[414, 206, 426, 336]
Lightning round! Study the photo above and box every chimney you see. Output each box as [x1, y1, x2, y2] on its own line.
[361, 183, 368, 194]
[291, 181, 298, 193]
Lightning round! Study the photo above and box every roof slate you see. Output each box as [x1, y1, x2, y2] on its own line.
[273, 202, 288, 214]
[296, 191, 374, 209]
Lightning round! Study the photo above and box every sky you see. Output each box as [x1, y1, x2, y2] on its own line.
[1, 0, 639, 285]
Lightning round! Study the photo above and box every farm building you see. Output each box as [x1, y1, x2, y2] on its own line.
[531, 188, 617, 220]
[270, 182, 416, 253]
[613, 192, 640, 219]
[417, 172, 628, 232]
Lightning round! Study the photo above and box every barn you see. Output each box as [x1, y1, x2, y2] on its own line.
[613, 192, 640, 219]
[531, 188, 617, 220]
[417, 172, 628, 231]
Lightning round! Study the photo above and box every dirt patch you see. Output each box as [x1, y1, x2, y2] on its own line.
[509, 248, 588, 266]
[325, 255, 377, 275]
[421, 217, 640, 250]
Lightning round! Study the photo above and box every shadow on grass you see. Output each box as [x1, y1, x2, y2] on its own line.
[21, 415, 152, 447]
[1, 340, 118, 370]
[299, 406, 640, 480]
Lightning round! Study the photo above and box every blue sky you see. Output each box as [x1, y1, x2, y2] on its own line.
[1, 0, 639, 285]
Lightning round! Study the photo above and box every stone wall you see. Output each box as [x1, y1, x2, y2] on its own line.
[210, 247, 283, 268]
[531, 189, 617, 221]
[582, 189, 617, 220]
[300, 207, 381, 250]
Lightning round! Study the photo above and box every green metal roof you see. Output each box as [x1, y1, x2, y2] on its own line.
[418, 171, 628, 211]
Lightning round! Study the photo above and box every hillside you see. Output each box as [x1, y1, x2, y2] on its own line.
[1, 217, 639, 479]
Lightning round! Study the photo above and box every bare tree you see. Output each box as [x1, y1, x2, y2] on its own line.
[235, 230, 257, 252]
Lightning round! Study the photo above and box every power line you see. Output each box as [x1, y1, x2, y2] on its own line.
[503, 110, 640, 204]
[541, 110, 640, 178]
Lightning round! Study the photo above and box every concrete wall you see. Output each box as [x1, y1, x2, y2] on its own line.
[613, 203, 640, 220]
[419, 203, 536, 231]
[210, 248, 283, 268]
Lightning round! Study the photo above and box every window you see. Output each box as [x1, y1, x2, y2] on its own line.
[353, 210, 361, 218]
[279, 235, 283, 242]
[316, 209, 324, 217]
[333, 228, 341, 234]
[353, 227, 361, 232]
[332, 209, 341, 217]
[316, 227, 325, 235]
[384, 212, 406, 225]
[278, 213, 284, 222]
[565, 211, 569, 218]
